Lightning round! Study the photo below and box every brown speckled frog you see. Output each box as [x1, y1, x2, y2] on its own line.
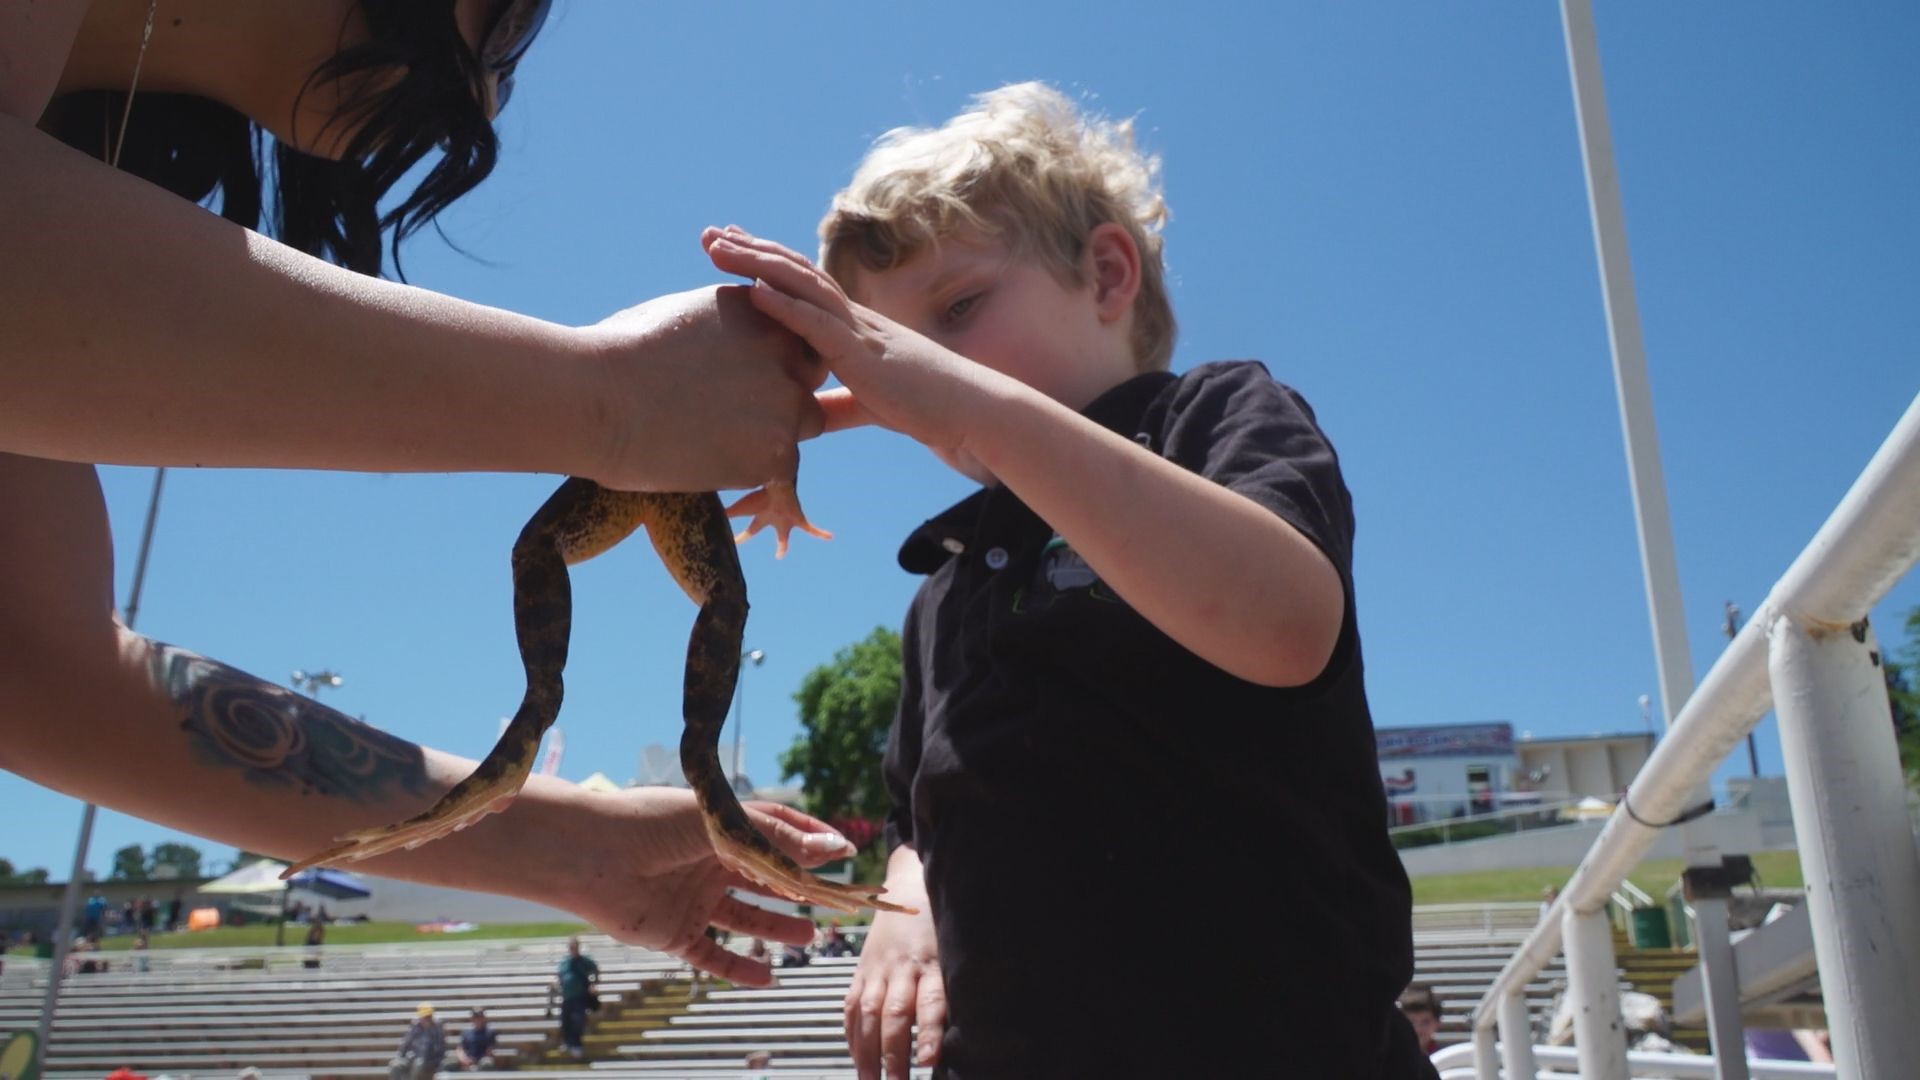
[285, 479, 909, 914]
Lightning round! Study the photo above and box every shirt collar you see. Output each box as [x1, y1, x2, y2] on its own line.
[897, 370, 1178, 574]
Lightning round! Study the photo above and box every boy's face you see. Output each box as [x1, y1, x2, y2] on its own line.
[851, 231, 1139, 484]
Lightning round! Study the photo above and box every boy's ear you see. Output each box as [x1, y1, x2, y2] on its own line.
[1086, 222, 1142, 324]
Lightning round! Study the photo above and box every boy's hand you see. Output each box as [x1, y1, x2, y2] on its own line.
[700, 226, 1008, 453]
[844, 846, 943, 1079]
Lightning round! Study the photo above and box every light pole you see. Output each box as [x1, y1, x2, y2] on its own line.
[39, 467, 167, 1066]
[731, 649, 765, 794]
[291, 669, 345, 698]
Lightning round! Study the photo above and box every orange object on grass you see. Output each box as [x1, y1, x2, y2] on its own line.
[186, 907, 221, 931]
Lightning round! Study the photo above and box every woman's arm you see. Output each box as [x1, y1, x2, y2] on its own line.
[0, 455, 847, 984]
[0, 116, 824, 492]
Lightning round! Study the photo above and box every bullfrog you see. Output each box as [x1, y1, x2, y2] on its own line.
[284, 479, 907, 914]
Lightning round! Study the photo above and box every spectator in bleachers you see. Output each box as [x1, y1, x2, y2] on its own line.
[131, 932, 151, 974]
[303, 922, 326, 969]
[1398, 984, 1442, 1057]
[1539, 884, 1559, 922]
[83, 893, 105, 939]
[456, 1007, 500, 1071]
[388, 1002, 446, 1080]
[743, 1049, 774, 1078]
[780, 940, 811, 968]
[747, 937, 770, 964]
[551, 937, 600, 1059]
[820, 920, 852, 958]
[165, 891, 183, 934]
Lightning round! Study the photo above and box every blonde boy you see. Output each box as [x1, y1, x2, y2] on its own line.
[707, 82, 1429, 1079]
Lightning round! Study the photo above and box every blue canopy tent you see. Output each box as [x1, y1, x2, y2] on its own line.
[198, 859, 370, 944]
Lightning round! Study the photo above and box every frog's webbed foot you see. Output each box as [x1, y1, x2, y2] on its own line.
[725, 480, 832, 559]
[286, 479, 634, 878]
[684, 730, 912, 914]
[706, 804, 915, 915]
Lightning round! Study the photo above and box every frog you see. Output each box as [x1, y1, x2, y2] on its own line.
[284, 478, 908, 914]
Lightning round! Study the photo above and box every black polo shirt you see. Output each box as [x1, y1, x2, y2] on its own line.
[885, 361, 1427, 1078]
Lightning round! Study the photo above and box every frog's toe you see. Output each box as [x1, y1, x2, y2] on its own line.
[705, 818, 915, 915]
[727, 482, 833, 559]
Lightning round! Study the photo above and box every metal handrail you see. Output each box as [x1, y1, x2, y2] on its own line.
[1469, 390, 1920, 1070]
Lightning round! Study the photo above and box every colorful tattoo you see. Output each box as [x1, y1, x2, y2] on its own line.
[149, 641, 428, 802]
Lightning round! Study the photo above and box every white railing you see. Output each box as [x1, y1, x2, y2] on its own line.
[1469, 1, 1920, 1077]
[1435, 1043, 1837, 1079]
[1410, 903, 1543, 937]
[1466, 393, 1920, 1077]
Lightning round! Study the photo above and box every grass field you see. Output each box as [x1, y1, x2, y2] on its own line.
[1409, 850, 1805, 905]
[89, 920, 589, 951]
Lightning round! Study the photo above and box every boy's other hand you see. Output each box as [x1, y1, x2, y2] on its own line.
[844, 847, 943, 1079]
[701, 226, 1006, 454]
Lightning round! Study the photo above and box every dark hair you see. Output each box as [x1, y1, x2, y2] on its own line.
[43, 0, 502, 279]
[1398, 983, 1441, 1018]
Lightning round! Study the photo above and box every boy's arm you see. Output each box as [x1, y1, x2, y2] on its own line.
[958, 382, 1344, 687]
[704, 231, 1342, 688]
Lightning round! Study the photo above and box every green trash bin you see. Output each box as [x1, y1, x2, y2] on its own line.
[1629, 906, 1671, 949]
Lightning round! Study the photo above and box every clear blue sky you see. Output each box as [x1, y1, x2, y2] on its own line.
[7, 2, 1917, 878]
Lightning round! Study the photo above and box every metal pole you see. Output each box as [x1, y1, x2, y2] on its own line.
[730, 664, 746, 781]
[1497, 990, 1538, 1079]
[1471, 1023, 1499, 1080]
[730, 649, 763, 788]
[1768, 614, 1920, 1076]
[37, 467, 168, 1065]
[1727, 603, 1761, 776]
[1558, 2, 1748, 1070]
[1564, 905, 1630, 1080]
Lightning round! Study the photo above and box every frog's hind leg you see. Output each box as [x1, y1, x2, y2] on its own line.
[284, 479, 644, 876]
[651, 493, 911, 914]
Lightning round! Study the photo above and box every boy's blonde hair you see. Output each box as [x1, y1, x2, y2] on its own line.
[819, 81, 1176, 372]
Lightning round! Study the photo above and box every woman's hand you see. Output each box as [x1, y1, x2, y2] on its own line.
[553, 786, 856, 987]
[580, 285, 827, 492]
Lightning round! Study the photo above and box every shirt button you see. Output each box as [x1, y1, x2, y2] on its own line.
[985, 547, 1009, 569]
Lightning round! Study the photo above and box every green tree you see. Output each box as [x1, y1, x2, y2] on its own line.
[147, 842, 204, 880]
[780, 626, 903, 828]
[0, 859, 51, 886]
[1885, 605, 1920, 789]
[109, 844, 148, 882]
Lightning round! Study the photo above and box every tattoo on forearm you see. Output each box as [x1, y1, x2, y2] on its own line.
[148, 641, 428, 803]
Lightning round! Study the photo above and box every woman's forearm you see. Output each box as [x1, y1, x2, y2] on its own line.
[0, 620, 595, 904]
[0, 114, 604, 478]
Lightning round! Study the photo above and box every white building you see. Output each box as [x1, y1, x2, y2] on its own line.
[1376, 722, 1654, 824]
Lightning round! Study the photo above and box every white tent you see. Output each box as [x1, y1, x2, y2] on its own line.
[199, 859, 295, 894]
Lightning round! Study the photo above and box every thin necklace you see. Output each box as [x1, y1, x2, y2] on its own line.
[106, 0, 159, 168]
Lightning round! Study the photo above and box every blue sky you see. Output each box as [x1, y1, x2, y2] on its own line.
[8, 2, 1917, 878]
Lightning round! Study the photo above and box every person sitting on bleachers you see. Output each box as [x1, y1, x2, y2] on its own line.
[457, 1007, 500, 1071]
[819, 920, 852, 958]
[388, 1002, 446, 1080]
[1398, 984, 1442, 1057]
